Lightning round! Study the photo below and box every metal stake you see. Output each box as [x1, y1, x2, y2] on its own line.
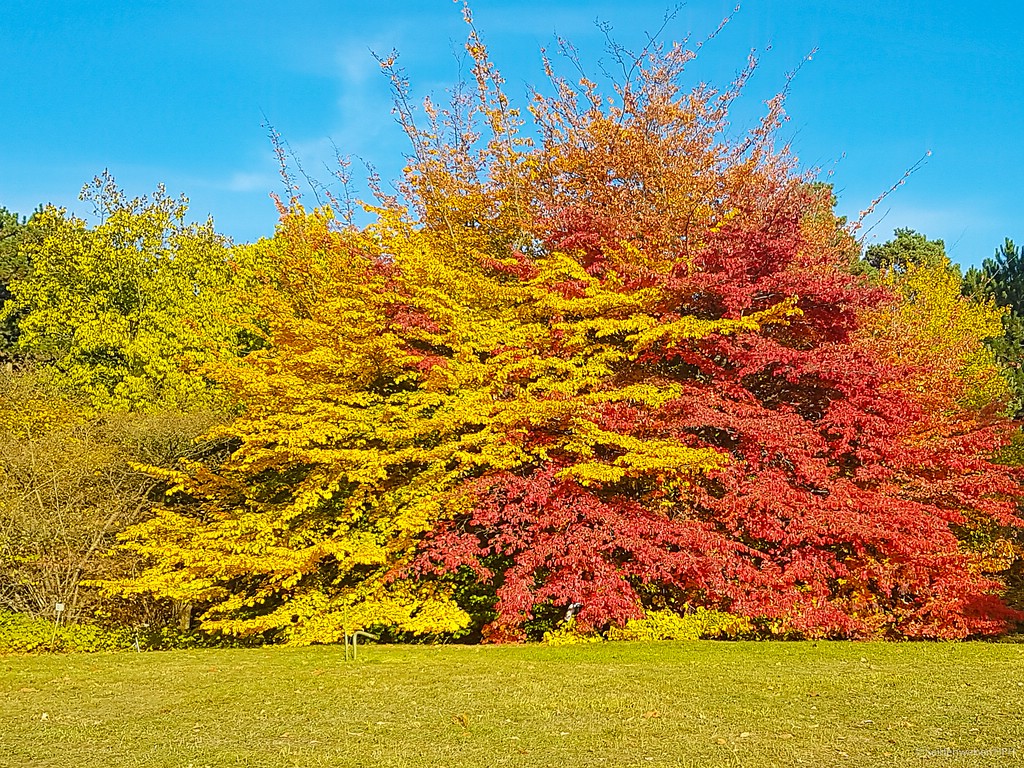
[344, 631, 378, 661]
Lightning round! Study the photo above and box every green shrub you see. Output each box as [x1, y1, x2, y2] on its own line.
[0, 611, 260, 653]
[0, 611, 132, 653]
[134, 624, 266, 651]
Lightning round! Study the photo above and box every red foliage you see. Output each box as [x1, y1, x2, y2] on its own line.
[417, 184, 1022, 640]
[400, 24, 1023, 640]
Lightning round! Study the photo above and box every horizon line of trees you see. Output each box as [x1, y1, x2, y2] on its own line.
[3, 204, 1022, 646]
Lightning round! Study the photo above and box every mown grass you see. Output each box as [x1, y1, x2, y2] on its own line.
[1, 641, 1022, 767]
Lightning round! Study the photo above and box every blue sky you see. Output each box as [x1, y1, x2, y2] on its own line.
[2, 0, 1021, 267]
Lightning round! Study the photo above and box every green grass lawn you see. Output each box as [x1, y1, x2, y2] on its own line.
[1, 641, 1022, 767]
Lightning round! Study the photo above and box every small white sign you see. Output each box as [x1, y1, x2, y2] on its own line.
[54, 603, 65, 613]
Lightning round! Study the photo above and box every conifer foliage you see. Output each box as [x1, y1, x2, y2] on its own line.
[113, 9, 1022, 641]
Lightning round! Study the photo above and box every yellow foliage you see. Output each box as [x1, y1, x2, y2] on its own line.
[607, 608, 752, 641]
[864, 258, 1009, 414]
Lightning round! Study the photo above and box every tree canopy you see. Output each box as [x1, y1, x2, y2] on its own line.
[100, 19, 1024, 642]
[1, 174, 263, 412]
[863, 227, 947, 274]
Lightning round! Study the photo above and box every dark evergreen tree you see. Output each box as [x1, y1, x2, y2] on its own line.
[0, 208, 31, 363]
[863, 228, 947, 273]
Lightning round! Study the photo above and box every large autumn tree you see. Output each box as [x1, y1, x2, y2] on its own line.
[113, 11, 1022, 642]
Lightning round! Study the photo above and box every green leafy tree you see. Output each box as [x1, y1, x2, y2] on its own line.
[1, 173, 262, 412]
